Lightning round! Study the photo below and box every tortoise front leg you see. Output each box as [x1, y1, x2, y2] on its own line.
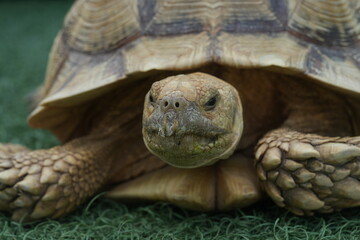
[0, 143, 30, 155]
[0, 138, 111, 221]
[255, 128, 360, 216]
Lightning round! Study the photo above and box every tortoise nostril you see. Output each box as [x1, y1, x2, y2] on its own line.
[161, 97, 186, 111]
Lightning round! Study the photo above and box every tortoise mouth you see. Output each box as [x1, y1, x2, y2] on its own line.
[146, 132, 220, 150]
[143, 131, 234, 168]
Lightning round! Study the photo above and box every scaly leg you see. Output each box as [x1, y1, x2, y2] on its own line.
[255, 128, 360, 216]
[0, 138, 112, 221]
[0, 144, 29, 155]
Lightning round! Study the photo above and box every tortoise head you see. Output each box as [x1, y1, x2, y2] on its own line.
[142, 72, 243, 168]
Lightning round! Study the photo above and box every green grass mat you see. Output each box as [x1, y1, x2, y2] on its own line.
[1, 1, 360, 239]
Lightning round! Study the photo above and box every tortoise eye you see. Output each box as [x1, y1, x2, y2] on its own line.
[149, 94, 155, 104]
[204, 96, 217, 111]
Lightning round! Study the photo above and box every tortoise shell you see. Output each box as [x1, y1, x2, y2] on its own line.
[28, 0, 360, 142]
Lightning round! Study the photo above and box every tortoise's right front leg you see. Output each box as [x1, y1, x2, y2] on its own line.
[0, 139, 111, 221]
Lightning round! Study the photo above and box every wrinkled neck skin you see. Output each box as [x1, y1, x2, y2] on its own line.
[142, 72, 243, 168]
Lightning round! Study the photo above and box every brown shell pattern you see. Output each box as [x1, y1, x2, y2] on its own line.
[29, 0, 360, 133]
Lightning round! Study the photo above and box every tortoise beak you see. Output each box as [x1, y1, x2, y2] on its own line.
[160, 110, 178, 137]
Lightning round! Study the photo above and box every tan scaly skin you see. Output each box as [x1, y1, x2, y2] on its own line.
[255, 129, 360, 216]
[0, 137, 113, 221]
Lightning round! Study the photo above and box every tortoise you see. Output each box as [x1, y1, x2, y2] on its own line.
[2, 0, 360, 222]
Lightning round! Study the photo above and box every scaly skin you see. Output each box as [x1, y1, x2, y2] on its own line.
[256, 129, 360, 215]
[0, 138, 112, 221]
[0, 144, 30, 155]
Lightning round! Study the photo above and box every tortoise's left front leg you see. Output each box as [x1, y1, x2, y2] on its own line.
[255, 128, 360, 215]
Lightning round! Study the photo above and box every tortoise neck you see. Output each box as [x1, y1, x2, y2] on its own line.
[279, 78, 354, 137]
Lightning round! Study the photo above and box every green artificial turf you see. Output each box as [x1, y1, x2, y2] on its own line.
[1, 1, 360, 239]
